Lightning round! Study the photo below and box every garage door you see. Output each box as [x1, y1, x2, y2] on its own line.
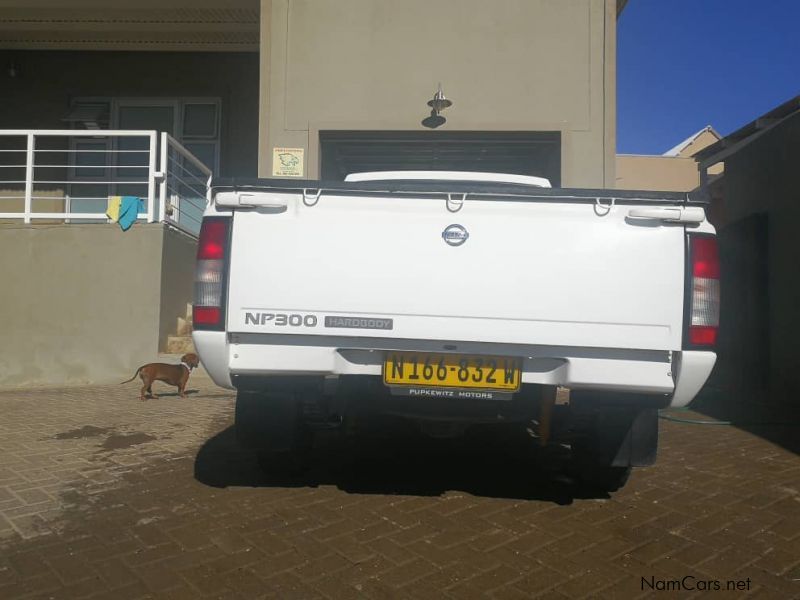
[320, 131, 561, 186]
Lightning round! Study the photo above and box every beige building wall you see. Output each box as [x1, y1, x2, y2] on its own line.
[0, 189, 67, 222]
[0, 223, 196, 388]
[670, 128, 724, 178]
[672, 128, 720, 158]
[259, 0, 617, 188]
[616, 128, 723, 192]
[615, 155, 700, 192]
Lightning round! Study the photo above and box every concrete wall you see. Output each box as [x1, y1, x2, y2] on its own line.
[615, 155, 700, 192]
[0, 50, 259, 177]
[0, 189, 66, 222]
[615, 129, 724, 192]
[673, 129, 720, 159]
[715, 111, 800, 398]
[0, 223, 193, 388]
[159, 227, 198, 352]
[259, 0, 617, 188]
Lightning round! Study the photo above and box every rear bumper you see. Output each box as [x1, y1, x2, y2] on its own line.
[670, 350, 716, 407]
[193, 332, 715, 405]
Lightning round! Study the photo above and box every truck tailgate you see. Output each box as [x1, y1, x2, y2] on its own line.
[225, 193, 686, 351]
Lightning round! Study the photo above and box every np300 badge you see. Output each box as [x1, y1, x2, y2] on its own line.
[442, 224, 469, 246]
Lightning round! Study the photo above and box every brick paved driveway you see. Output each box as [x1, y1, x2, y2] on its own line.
[1, 375, 799, 599]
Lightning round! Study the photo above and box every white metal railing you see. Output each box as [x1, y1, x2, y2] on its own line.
[159, 132, 212, 237]
[0, 129, 210, 237]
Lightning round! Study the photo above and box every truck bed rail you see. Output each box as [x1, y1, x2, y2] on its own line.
[211, 177, 709, 206]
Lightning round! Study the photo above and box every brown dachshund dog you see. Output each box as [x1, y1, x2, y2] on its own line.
[121, 353, 200, 401]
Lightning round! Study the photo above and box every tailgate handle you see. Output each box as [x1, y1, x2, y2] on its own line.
[627, 206, 705, 224]
[215, 192, 290, 210]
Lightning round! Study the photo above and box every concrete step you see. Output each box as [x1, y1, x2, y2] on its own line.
[176, 316, 193, 336]
[166, 335, 195, 354]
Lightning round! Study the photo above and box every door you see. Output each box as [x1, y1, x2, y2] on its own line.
[115, 101, 179, 203]
[67, 101, 178, 217]
[320, 131, 561, 186]
[717, 213, 770, 393]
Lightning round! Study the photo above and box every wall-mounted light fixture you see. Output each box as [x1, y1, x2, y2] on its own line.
[422, 83, 452, 129]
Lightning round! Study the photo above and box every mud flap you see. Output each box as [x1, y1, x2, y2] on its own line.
[578, 407, 659, 468]
[604, 408, 659, 467]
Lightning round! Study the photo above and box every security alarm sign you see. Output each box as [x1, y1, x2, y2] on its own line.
[272, 147, 304, 177]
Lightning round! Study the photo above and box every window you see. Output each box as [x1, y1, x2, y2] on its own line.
[68, 97, 221, 172]
[180, 101, 220, 174]
[182, 103, 218, 139]
[65, 97, 221, 215]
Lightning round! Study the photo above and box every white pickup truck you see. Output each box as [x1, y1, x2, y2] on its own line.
[192, 171, 719, 491]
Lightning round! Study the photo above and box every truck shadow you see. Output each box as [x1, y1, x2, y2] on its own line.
[690, 387, 800, 455]
[193, 425, 613, 505]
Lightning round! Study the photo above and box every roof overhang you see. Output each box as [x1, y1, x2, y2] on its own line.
[695, 95, 800, 169]
[617, 0, 630, 17]
[0, 2, 259, 52]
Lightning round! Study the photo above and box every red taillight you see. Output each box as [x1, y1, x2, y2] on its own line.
[193, 306, 221, 326]
[197, 219, 228, 260]
[193, 217, 230, 330]
[692, 236, 720, 279]
[689, 325, 717, 346]
[688, 235, 720, 347]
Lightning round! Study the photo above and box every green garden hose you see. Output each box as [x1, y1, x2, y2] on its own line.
[658, 408, 798, 427]
[658, 412, 732, 425]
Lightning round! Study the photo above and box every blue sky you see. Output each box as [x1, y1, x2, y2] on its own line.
[617, 0, 800, 154]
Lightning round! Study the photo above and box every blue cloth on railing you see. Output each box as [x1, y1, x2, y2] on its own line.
[117, 196, 145, 231]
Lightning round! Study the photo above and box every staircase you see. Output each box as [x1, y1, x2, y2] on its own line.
[166, 303, 195, 354]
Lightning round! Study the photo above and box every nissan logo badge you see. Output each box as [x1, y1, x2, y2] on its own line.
[442, 224, 469, 246]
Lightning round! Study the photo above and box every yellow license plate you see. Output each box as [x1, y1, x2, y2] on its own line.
[383, 352, 522, 391]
